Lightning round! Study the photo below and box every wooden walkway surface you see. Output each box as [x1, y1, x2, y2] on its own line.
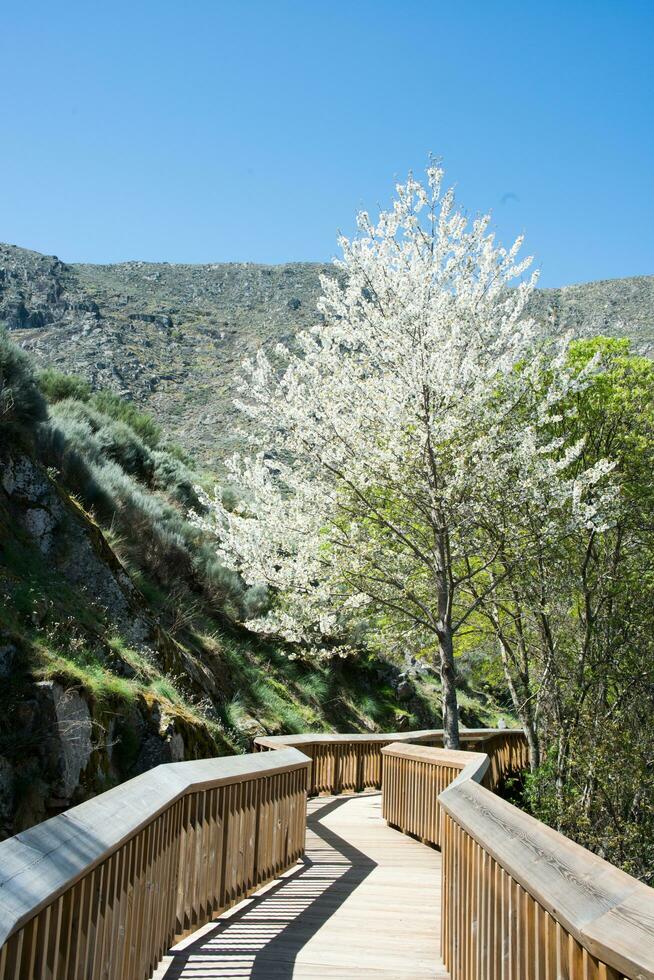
[152, 792, 449, 979]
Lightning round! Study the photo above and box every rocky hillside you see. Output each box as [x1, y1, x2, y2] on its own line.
[2, 243, 653, 473]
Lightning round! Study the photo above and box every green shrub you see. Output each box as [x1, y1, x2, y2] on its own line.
[90, 391, 161, 448]
[243, 584, 269, 619]
[95, 419, 155, 483]
[152, 451, 200, 508]
[296, 672, 330, 702]
[38, 369, 91, 403]
[161, 441, 196, 469]
[48, 400, 155, 484]
[7, 343, 245, 615]
[44, 408, 103, 462]
[0, 330, 47, 442]
[39, 421, 115, 516]
[193, 551, 246, 615]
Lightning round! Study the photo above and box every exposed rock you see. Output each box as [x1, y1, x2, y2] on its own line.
[36, 681, 93, 802]
[133, 734, 173, 774]
[23, 507, 58, 554]
[167, 731, 185, 762]
[1, 455, 64, 553]
[396, 680, 413, 701]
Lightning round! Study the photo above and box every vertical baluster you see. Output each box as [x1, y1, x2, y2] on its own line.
[568, 935, 584, 979]
[218, 781, 231, 913]
[4, 929, 24, 980]
[478, 846, 489, 980]
[110, 839, 131, 980]
[139, 821, 157, 980]
[93, 854, 114, 980]
[84, 865, 104, 980]
[522, 887, 535, 980]
[581, 946, 601, 979]
[491, 859, 501, 980]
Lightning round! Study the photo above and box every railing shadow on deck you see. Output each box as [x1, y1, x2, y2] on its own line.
[157, 796, 377, 980]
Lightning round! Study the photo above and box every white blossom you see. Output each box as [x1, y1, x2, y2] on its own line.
[190, 165, 615, 746]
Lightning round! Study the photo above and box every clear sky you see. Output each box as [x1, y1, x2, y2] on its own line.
[1, 1, 652, 286]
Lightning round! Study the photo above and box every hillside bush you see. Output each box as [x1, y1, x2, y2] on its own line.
[90, 391, 161, 447]
[161, 441, 196, 469]
[39, 421, 114, 516]
[49, 399, 156, 484]
[243, 583, 269, 619]
[95, 419, 155, 483]
[38, 368, 91, 403]
[193, 550, 246, 618]
[0, 329, 47, 442]
[152, 450, 200, 508]
[99, 461, 222, 589]
[1, 341, 248, 620]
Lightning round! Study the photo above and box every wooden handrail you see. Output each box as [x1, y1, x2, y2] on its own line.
[381, 739, 654, 980]
[254, 728, 526, 796]
[381, 743, 489, 846]
[0, 748, 310, 980]
[4, 725, 646, 980]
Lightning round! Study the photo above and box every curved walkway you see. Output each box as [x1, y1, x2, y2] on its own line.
[152, 793, 448, 979]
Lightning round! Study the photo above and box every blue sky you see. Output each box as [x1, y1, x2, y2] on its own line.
[1, 1, 652, 286]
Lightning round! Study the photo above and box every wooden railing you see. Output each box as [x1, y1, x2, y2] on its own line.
[0, 748, 310, 980]
[381, 730, 526, 847]
[254, 728, 525, 796]
[3, 725, 651, 980]
[381, 740, 654, 980]
[382, 744, 488, 846]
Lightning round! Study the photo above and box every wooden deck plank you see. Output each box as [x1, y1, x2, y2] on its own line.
[152, 793, 449, 979]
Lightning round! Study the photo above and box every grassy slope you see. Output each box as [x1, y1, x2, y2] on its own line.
[0, 515, 505, 753]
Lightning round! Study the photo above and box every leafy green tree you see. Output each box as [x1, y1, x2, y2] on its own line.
[474, 337, 654, 879]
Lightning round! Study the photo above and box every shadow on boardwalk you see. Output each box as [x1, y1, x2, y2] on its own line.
[159, 795, 378, 979]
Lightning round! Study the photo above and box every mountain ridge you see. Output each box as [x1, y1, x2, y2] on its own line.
[2, 241, 653, 472]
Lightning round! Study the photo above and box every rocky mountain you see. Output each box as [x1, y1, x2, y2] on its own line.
[1, 244, 333, 470]
[2, 242, 653, 473]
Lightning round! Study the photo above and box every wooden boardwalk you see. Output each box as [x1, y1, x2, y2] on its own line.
[152, 793, 449, 979]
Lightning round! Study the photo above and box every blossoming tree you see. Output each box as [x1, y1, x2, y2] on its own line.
[192, 166, 612, 748]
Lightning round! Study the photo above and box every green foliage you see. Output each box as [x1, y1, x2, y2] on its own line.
[95, 419, 155, 483]
[38, 368, 91, 403]
[47, 399, 156, 484]
[89, 390, 161, 448]
[0, 329, 47, 441]
[161, 441, 196, 469]
[13, 354, 243, 619]
[491, 336, 654, 880]
[36, 643, 140, 703]
[38, 391, 214, 594]
[152, 450, 200, 507]
[242, 583, 269, 619]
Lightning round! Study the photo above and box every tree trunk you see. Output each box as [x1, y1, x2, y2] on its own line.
[439, 626, 460, 749]
[431, 522, 460, 749]
[497, 636, 540, 770]
[524, 720, 541, 772]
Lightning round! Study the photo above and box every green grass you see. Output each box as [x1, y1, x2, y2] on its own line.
[35, 642, 140, 703]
